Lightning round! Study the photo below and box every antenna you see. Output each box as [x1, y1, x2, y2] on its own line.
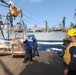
[62, 16, 66, 28]
[74, 9, 76, 27]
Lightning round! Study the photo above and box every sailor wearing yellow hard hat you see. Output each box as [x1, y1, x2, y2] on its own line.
[63, 28, 76, 75]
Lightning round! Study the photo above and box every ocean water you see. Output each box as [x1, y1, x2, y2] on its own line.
[38, 43, 63, 56]
[38, 44, 62, 51]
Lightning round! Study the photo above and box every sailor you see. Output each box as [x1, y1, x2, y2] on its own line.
[63, 28, 76, 75]
[8, 0, 22, 18]
[0, 0, 22, 19]
[31, 34, 39, 57]
[23, 34, 33, 63]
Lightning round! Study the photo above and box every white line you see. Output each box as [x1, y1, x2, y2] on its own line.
[38, 42, 63, 44]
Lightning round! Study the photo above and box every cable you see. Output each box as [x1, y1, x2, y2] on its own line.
[23, 18, 35, 25]
[23, 14, 39, 24]
[0, 0, 42, 25]
[1, 14, 35, 25]
[0, 3, 8, 7]
[15, 3, 42, 25]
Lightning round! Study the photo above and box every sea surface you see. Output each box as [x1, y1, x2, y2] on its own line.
[38, 44, 62, 51]
[38, 43, 63, 56]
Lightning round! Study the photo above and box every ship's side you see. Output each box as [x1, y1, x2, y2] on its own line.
[33, 31, 66, 42]
[27, 30, 66, 44]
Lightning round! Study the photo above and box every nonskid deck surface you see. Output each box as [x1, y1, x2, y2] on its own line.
[0, 51, 65, 75]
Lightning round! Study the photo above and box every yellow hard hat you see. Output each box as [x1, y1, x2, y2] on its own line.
[67, 28, 76, 37]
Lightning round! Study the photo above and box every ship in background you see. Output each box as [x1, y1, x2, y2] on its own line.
[27, 17, 69, 44]
[0, 14, 70, 44]
[0, 0, 75, 45]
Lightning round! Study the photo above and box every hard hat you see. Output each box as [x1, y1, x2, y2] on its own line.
[27, 34, 32, 37]
[31, 34, 34, 36]
[9, 1, 14, 6]
[67, 28, 76, 37]
[9, 1, 12, 4]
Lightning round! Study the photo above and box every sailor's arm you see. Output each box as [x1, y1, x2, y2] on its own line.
[23, 39, 27, 44]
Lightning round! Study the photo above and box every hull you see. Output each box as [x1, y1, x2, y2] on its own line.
[0, 28, 66, 44]
[27, 31, 66, 44]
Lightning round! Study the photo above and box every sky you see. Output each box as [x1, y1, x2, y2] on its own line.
[0, 0, 76, 28]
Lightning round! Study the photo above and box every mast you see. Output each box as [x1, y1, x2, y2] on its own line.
[74, 9, 76, 27]
[44, 20, 48, 32]
[62, 16, 66, 28]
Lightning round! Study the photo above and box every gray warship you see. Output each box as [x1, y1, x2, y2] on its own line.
[0, 14, 69, 44]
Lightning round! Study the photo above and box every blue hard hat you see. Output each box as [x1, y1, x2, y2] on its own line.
[31, 34, 34, 36]
[28, 34, 32, 37]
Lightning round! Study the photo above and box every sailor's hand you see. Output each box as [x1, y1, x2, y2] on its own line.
[64, 68, 68, 75]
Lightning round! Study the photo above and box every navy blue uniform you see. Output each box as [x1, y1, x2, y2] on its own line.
[32, 37, 39, 57]
[23, 38, 33, 61]
[66, 46, 76, 75]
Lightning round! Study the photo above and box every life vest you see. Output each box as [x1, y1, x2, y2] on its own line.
[63, 42, 76, 65]
[8, 0, 22, 17]
[8, 6, 22, 17]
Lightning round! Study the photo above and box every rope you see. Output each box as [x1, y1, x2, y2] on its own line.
[0, 3, 8, 7]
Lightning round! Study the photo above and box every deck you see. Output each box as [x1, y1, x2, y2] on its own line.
[0, 51, 65, 75]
